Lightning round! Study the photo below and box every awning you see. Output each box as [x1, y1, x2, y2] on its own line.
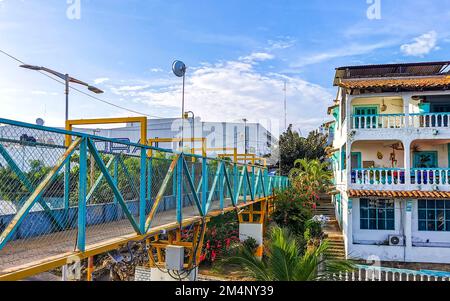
[348, 189, 450, 199]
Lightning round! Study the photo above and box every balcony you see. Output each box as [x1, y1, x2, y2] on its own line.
[349, 140, 450, 191]
[351, 168, 450, 189]
[352, 112, 450, 130]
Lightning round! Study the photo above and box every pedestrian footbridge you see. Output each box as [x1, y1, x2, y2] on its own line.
[0, 118, 288, 280]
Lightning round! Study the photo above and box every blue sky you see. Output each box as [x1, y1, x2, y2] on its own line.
[1, 0, 450, 134]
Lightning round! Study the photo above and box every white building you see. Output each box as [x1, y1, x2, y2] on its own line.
[75, 117, 277, 158]
[327, 61, 450, 264]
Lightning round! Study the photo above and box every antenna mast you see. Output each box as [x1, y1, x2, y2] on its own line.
[283, 81, 287, 130]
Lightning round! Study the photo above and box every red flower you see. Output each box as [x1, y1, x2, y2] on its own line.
[199, 253, 206, 263]
[206, 240, 210, 250]
[211, 250, 217, 262]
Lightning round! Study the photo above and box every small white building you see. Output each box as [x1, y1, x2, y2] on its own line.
[326, 61, 450, 264]
[75, 117, 277, 158]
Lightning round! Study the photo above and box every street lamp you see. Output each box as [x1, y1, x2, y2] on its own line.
[243, 118, 248, 154]
[19, 64, 104, 122]
[172, 60, 187, 150]
[184, 111, 195, 154]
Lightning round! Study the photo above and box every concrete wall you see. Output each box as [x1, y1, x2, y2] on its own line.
[352, 97, 404, 115]
[352, 141, 405, 168]
[348, 197, 450, 263]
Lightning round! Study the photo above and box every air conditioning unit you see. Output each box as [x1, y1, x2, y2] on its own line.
[389, 235, 405, 246]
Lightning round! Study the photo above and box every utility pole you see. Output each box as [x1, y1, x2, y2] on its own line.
[243, 118, 248, 154]
[283, 80, 287, 130]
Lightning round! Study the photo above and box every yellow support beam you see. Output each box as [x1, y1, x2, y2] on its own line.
[148, 137, 207, 157]
[65, 117, 148, 148]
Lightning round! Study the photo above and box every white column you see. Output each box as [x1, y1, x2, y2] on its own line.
[402, 94, 411, 128]
[404, 200, 413, 261]
[404, 139, 412, 186]
[345, 196, 353, 259]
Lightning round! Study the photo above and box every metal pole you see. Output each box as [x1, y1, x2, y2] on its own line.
[65, 74, 69, 122]
[191, 113, 195, 154]
[181, 73, 185, 151]
[284, 81, 287, 130]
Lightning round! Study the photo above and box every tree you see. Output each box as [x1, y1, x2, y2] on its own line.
[279, 125, 328, 176]
[223, 226, 353, 281]
[289, 159, 333, 197]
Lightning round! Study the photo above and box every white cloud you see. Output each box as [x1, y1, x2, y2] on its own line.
[400, 31, 438, 57]
[292, 41, 395, 68]
[93, 77, 109, 85]
[150, 68, 163, 73]
[268, 37, 296, 50]
[239, 52, 274, 63]
[112, 54, 332, 135]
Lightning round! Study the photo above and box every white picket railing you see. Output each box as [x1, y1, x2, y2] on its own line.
[352, 114, 405, 129]
[333, 265, 450, 281]
[352, 113, 450, 130]
[352, 168, 406, 186]
[409, 113, 450, 128]
[411, 168, 450, 186]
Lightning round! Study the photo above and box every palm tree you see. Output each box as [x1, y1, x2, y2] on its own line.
[289, 159, 332, 195]
[223, 226, 353, 281]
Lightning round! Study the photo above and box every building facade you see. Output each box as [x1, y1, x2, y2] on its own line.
[75, 117, 277, 158]
[327, 61, 450, 264]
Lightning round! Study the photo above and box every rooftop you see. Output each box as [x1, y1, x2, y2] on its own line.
[334, 61, 450, 86]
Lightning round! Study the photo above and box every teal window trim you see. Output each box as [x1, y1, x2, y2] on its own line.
[418, 199, 450, 232]
[351, 152, 362, 169]
[352, 105, 380, 115]
[413, 151, 438, 168]
[341, 149, 346, 170]
[360, 198, 395, 230]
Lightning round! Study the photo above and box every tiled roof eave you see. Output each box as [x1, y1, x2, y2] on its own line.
[348, 190, 450, 199]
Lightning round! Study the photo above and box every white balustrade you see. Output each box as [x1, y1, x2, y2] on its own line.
[334, 265, 450, 282]
[352, 113, 450, 130]
[352, 168, 406, 186]
[411, 168, 450, 186]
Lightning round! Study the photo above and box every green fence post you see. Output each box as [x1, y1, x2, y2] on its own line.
[77, 138, 87, 252]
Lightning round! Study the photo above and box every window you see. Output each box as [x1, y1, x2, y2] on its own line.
[418, 200, 450, 232]
[360, 199, 395, 230]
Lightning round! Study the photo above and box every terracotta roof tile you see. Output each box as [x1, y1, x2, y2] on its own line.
[339, 76, 450, 90]
[348, 190, 450, 199]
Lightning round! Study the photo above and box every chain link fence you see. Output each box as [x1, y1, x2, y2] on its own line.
[0, 119, 288, 276]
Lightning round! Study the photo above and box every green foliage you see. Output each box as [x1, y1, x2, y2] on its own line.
[289, 159, 332, 198]
[279, 125, 328, 176]
[304, 220, 323, 243]
[200, 212, 240, 265]
[242, 237, 258, 253]
[223, 226, 354, 281]
[271, 187, 313, 237]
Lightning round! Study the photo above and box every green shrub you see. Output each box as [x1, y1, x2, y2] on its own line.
[270, 187, 313, 236]
[304, 220, 323, 243]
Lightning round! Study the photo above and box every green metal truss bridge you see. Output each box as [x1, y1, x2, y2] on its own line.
[0, 118, 289, 280]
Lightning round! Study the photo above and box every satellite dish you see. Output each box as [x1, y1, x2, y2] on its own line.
[36, 118, 45, 126]
[172, 60, 186, 77]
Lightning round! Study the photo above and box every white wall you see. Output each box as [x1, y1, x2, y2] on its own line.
[348, 197, 450, 263]
[352, 141, 404, 168]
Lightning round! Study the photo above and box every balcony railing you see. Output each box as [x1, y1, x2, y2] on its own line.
[352, 113, 450, 130]
[351, 168, 406, 186]
[411, 168, 450, 185]
[352, 114, 405, 129]
[351, 168, 450, 189]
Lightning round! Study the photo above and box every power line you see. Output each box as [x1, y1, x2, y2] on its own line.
[0, 48, 164, 118]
